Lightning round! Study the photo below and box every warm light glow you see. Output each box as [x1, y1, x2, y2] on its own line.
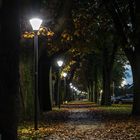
[30, 18, 43, 31]
[63, 72, 67, 78]
[57, 60, 63, 67]
[100, 90, 103, 93]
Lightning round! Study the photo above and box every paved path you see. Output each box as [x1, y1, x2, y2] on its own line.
[45, 102, 104, 140]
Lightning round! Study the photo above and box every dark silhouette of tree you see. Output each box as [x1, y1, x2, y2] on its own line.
[37, 0, 74, 112]
[103, 0, 140, 115]
[0, 0, 20, 139]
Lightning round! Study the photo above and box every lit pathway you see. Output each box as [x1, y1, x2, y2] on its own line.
[19, 101, 137, 139]
[45, 101, 104, 140]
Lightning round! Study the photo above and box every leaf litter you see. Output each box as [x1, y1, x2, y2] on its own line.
[18, 103, 140, 140]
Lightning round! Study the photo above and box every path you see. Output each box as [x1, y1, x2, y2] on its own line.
[18, 101, 140, 139]
[45, 102, 104, 140]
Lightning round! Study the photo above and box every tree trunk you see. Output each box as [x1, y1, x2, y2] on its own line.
[89, 80, 94, 102]
[19, 48, 34, 120]
[101, 65, 111, 105]
[0, 0, 20, 139]
[131, 2, 140, 115]
[54, 75, 59, 105]
[125, 48, 140, 115]
[104, 70, 111, 105]
[94, 66, 98, 103]
[101, 48, 111, 105]
[88, 82, 93, 102]
[38, 51, 52, 112]
[124, 4, 140, 114]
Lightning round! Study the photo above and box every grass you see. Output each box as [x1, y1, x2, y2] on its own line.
[97, 104, 132, 114]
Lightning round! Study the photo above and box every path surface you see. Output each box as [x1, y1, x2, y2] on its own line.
[19, 102, 140, 139]
[45, 102, 104, 140]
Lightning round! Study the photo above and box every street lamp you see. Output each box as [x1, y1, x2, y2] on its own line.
[30, 18, 43, 31]
[57, 60, 63, 67]
[63, 72, 67, 101]
[30, 17, 42, 130]
[63, 72, 67, 78]
[57, 60, 63, 108]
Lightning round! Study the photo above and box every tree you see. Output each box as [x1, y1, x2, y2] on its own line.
[71, 0, 120, 105]
[19, 45, 34, 119]
[37, 0, 74, 112]
[20, 0, 74, 112]
[0, 0, 20, 139]
[103, 0, 140, 115]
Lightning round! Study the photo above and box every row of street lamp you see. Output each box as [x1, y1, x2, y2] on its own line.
[70, 83, 87, 99]
[56, 60, 68, 109]
[70, 83, 87, 96]
[29, 17, 69, 130]
[29, 17, 68, 130]
[29, 17, 91, 130]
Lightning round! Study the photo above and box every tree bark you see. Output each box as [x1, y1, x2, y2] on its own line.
[38, 51, 52, 112]
[101, 62, 111, 105]
[124, 3, 140, 115]
[94, 66, 98, 103]
[125, 48, 140, 115]
[101, 48, 112, 106]
[0, 0, 20, 139]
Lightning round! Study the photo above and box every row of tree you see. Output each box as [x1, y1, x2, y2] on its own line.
[0, 0, 140, 139]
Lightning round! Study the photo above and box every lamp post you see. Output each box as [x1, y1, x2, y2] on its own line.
[70, 84, 74, 100]
[63, 72, 67, 101]
[57, 60, 63, 108]
[30, 18, 42, 130]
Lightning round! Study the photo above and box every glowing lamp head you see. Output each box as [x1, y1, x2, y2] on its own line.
[63, 72, 67, 78]
[57, 60, 63, 67]
[70, 84, 74, 89]
[69, 83, 72, 86]
[30, 18, 43, 31]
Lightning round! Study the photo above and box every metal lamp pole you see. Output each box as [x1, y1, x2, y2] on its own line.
[34, 32, 38, 130]
[57, 60, 63, 109]
[30, 18, 42, 130]
[58, 69, 61, 108]
[63, 72, 67, 101]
